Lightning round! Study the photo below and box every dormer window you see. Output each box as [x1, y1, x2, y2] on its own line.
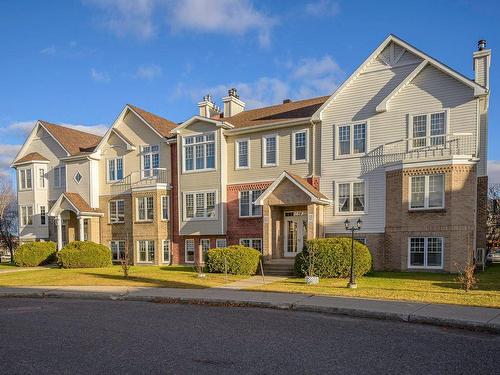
[183, 132, 216, 172]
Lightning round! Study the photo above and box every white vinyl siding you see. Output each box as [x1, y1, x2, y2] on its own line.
[109, 200, 125, 223]
[185, 239, 195, 263]
[136, 196, 154, 221]
[183, 133, 216, 172]
[292, 130, 308, 163]
[409, 175, 444, 210]
[235, 138, 250, 169]
[262, 134, 278, 167]
[183, 191, 216, 220]
[19, 168, 32, 191]
[239, 190, 263, 217]
[137, 240, 155, 263]
[408, 237, 443, 269]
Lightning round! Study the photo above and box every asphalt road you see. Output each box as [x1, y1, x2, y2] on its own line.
[0, 298, 498, 374]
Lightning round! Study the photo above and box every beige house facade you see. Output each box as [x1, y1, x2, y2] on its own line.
[12, 35, 491, 272]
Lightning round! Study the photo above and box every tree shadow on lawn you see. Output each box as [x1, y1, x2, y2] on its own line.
[84, 272, 208, 289]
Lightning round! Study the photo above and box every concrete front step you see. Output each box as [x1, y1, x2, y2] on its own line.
[262, 259, 295, 276]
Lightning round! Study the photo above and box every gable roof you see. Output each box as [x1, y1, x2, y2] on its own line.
[48, 192, 103, 217]
[312, 34, 487, 121]
[221, 96, 329, 129]
[12, 152, 49, 166]
[127, 104, 179, 137]
[40, 121, 102, 156]
[255, 171, 330, 205]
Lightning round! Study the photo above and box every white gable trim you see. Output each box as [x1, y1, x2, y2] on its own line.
[173, 116, 233, 134]
[48, 193, 103, 217]
[312, 34, 487, 121]
[254, 171, 330, 206]
[127, 105, 166, 139]
[376, 60, 429, 113]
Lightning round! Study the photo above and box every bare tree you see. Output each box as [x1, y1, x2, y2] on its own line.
[0, 176, 17, 262]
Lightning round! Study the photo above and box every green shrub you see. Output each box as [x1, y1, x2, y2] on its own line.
[58, 241, 112, 268]
[294, 238, 372, 278]
[14, 242, 56, 267]
[205, 245, 261, 275]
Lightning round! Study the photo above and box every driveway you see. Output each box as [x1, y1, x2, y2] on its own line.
[0, 298, 497, 374]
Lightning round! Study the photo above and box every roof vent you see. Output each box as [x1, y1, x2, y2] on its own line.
[283, 99, 292, 104]
[478, 40, 487, 51]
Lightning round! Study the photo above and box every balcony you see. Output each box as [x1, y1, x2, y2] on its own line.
[361, 133, 477, 173]
[110, 168, 169, 195]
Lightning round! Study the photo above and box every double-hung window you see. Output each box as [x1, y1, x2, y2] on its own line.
[162, 239, 171, 263]
[216, 239, 227, 248]
[138, 240, 155, 263]
[409, 237, 443, 269]
[337, 123, 367, 156]
[185, 239, 195, 263]
[109, 200, 125, 223]
[183, 133, 215, 172]
[107, 158, 123, 182]
[239, 190, 263, 217]
[262, 135, 278, 166]
[136, 196, 154, 221]
[337, 181, 365, 213]
[240, 238, 262, 252]
[236, 139, 250, 169]
[409, 175, 444, 210]
[38, 168, 46, 189]
[161, 196, 169, 220]
[53, 166, 66, 188]
[19, 168, 32, 190]
[184, 191, 216, 220]
[39, 205, 47, 226]
[110, 240, 125, 261]
[292, 130, 308, 163]
[411, 111, 446, 148]
[20, 205, 33, 226]
[200, 239, 210, 259]
[141, 145, 160, 178]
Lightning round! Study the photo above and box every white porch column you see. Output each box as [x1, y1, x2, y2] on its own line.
[56, 214, 63, 251]
[78, 217, 85, 241]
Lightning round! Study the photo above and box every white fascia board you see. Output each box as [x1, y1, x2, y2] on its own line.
[93, 106, 130, 152]
[224, 118, 311, 136]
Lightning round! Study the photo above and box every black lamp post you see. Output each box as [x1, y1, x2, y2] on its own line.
[344, 218, 362, 289]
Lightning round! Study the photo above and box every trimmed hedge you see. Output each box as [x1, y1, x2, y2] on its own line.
[205, 245, 261, 275]
[58, 241, 112, 268]
[14, 242, 57, 267]
[294, 238, 372, 278]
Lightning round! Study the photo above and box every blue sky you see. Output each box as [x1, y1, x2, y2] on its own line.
[0, 0, 499, 181]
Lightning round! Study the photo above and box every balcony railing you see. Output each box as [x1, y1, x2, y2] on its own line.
[361, 133, 476, 174]
[111, 168, 168, 194]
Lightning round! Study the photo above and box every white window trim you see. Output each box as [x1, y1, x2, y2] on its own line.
[183, 190, 218, 221]
[19, 205, 33, 227]
[110, 240, 126, 261]
[53, 166, 66, 188]
[140, 145, 160, 179]
[407, 237, 444, 270]
[335, 180, 367, 215]
[182, 132, 217, 174]
[239, 238, 263, 251]
[235, 138, 250, 170]
[292, 129, 309, 164]
[137, 240, 155, 264]
[109, 199, 125, 224]
[135, 196, 154, 222]
[238, 190, 263, 218]
[38, 204, 47, 226]
[408, 174, 445, 211]
[18, 167, 33, 191]
[185, 239, 195, 264]
[408, 109, 450, 150]
[262, 134, 279, 167]
[335, 121, 369, 159]
[73, 171, 83, 184]
[38, 167, 46, 189]
[161, 195, 170, 221]
[162, 239, 171, 264]
[215, 238, 227, 248]
[106, 157, 124, 183]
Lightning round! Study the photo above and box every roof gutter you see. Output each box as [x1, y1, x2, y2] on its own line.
[224, 117, 312, 135]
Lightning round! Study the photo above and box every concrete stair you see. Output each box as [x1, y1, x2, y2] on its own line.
[262, 259, 295, 276]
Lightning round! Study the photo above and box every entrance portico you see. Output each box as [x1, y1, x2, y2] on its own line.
[48, 192, 103, 250]
[255, 172, 330, 261]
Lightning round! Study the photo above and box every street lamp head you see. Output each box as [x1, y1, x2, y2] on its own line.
[356, 218, 362, 229]
[344, 218, 350, 230]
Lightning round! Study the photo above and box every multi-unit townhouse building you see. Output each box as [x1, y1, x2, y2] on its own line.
[11, 35, 491, 272]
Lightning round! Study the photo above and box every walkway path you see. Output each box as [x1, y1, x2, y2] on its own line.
[0, 265, 56, 275]
[215, 275, 287, 290]
[0, 285, 499, 333]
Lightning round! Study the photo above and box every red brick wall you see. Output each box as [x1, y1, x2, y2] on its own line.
[177, 235, 229, 264]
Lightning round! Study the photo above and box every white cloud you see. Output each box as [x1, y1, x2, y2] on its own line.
[90, 68, 111, 82]
[135, 64, 163, 80]
[60, 123, 108, 136]
[488, 160, 500, 183]
[305, 0, 340, 17]
[0, 120, 37, 136]
[0, 144, 22, 176]
[175, 55, 344, 108]
[40, 45, 56, 55]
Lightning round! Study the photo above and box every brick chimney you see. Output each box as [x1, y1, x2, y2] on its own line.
[198, 94, 220, 118]
[473, 39, 491, 89]
[222, 88, 245, 117]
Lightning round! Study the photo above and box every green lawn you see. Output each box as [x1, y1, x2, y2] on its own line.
[252, 264, 500, 308]
[0, 263, 17, 271]
[0, 266, 246, 288]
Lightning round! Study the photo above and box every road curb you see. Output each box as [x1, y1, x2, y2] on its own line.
[1, 291, 498, 334]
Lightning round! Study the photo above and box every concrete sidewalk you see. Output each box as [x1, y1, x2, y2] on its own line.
[0, 285, 499, 333]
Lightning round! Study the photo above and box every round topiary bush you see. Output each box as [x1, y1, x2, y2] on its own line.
[294, 238, 372, 278]
[58, 241, 113, 268]
[14, 242, 57, 267]
[205, 245, 261, 275]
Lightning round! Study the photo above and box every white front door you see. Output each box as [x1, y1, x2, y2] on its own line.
[284, 211, 308, 257]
